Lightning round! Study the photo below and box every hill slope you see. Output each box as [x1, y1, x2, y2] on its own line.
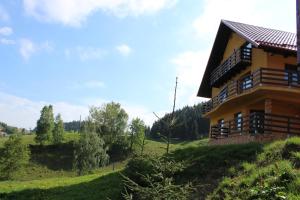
[0, 137, 207, 199]
[208, 137, 300, 200]
[1, 136, 299, 199]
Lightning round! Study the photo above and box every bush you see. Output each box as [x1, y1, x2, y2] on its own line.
[108, 136, 131, 162]
[122, 155, 194, 200]
[0, 134, 30, 180]
[73, 132, 109, 175]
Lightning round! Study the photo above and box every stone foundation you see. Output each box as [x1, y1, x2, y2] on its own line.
[209, 132, 288, 145]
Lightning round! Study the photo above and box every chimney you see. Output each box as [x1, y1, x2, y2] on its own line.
[297, 0, 300, 66]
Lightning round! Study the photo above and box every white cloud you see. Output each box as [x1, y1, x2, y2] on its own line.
[123, 104, 165, 126]
[0, 91, 164, 129]
[82, 97, 164, 126]
[70, 80, 105, 89]
[171, 50, 210, 107]
[0, 27, 13, 36]
[0, 92, 89, 129]
[23, 0, 177, 26]
[116, 44, 132, 56]
[193, 0, 295, 41]
[65, 46, 107, 61]
[0, 5, 9, 21]
[19, 39, 53, 60]
[19, 39, 36, 60]
[0, 38, 15, 45]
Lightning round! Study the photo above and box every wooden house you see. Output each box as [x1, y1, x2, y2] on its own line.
[198, 20, 299, 145]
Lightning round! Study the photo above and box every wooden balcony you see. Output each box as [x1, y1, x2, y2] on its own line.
[210, 46, 252, 87]
[202, 67, 300, 115]
[210, 112, 300, 139]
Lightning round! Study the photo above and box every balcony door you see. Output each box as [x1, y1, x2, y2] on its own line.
[285, 64, 299, 85]
[249, 110, 265, 134]
[239, 74, 252, 93]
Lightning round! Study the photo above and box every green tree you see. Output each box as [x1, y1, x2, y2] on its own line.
[52, 114, 64, 144]
[0, 134, 30, 179]
[129, 118, 146, 152]
[89, 102, 128, 146]
[73, 131, 109, 175]
[35, 105, 54, 145]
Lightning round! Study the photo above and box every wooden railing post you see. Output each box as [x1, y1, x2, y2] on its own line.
[259, 68, 263, 85]
[287, 117, 290, 135]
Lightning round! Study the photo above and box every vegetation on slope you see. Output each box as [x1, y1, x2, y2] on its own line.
[209, 137, 300, 200]
[0, 137, 197, 200]
[123, 141, 263, 199]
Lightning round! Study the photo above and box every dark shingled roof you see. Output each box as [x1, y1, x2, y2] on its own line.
[197, 20, 297, 98]
[223, 20, 296, 52]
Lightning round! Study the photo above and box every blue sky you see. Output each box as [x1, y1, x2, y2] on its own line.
[0, 0, 296, 129]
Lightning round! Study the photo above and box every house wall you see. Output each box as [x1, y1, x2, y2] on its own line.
[267, 54, 296, 68]
[221, 33, 246, 63]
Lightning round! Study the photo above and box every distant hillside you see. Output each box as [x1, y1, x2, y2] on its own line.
[150, 103, 210, 140]
[64, 121, 81, 132]
[0, 122, 22, 134]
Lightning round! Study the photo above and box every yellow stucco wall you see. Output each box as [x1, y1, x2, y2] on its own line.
[267, 54, 296, 68]
[221, 33, 246, 63]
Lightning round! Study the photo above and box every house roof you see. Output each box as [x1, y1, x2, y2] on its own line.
[197, 20, 297, 98]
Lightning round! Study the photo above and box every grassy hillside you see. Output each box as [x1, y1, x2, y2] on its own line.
[1, 135, 299, 199]
[0, 171, 122, 200]
[208, 137, 300, 200]
[122, 137, 300, 199]
[0, 136, 207, 200]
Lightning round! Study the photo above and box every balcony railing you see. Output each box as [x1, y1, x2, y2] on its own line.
[211, 112, 300, 139]
[210, 46, 252, 86]
[202, 68, 300, 115]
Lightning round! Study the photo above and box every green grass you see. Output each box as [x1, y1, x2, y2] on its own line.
[0, 132, 80, 148]
[0, 171, 122, 200]
[208, 137, 300, 200]
[3, 136, 299, 199]
[0, 137, 207, 199]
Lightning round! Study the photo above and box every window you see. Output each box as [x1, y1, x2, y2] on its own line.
[218, 119, 226, 135]
[234, 112, 243, 132]
[250, 110, 265, 134]
[240, 74, 252, 91]
[219, 87, 228, 103]
[285, 64, 299, 84]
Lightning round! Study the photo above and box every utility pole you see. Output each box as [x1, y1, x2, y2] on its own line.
[166, 77, 178, 154]
[153, 77, 178, 154]
[79, 115, 81, 133]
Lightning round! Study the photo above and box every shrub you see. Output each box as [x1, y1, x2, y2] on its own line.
[108, 136, 130, 162]
[0, 134, 30, 180]
[122, 155, 194, 200]
[73, 132, 109, 175]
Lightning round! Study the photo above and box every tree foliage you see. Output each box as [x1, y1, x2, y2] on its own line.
[129, 118, 146, 152]
[35, 105, 54, 145]
[0, 134, 30, 179]
[122, 155, 194, 200]
[89, 102, 128, 146]
[0, 121, 19, 135]
[52, 114, 64, 144]
[73, 131, 109, 175]
[64, 120, 81, 132]
[150, 103, 209, 140]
